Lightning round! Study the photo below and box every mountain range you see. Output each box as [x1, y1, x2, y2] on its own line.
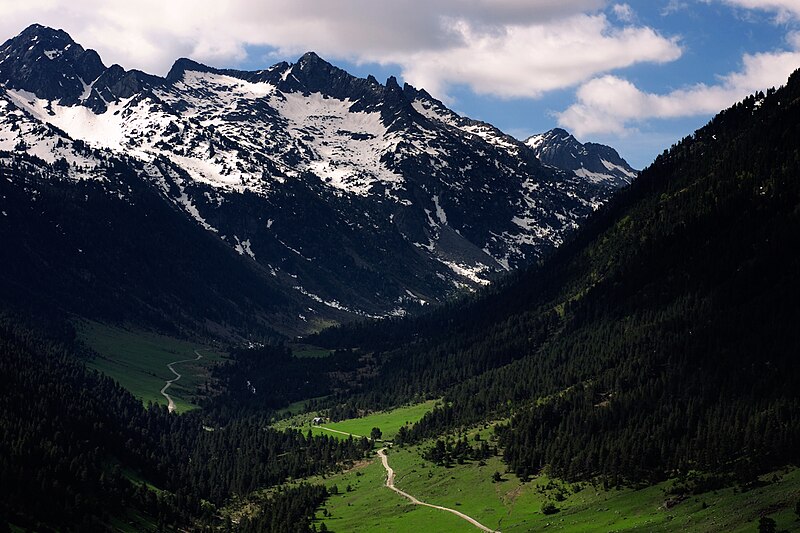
[0, 24, 636, 336]
[1, 21, 799, 533]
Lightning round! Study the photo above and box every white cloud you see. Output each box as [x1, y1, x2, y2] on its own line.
[392, 14, 680, 99]
[557, 44, 800, 135]
[0, 0, 680, 101]
[714, 0, 800, 21]
[612, 3, 635, 22]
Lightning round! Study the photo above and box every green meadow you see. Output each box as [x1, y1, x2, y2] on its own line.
[78, 320, 225, 413]
[312, 442, 800, 533]
[262, 409, 800, 532]
[272, 399, 440, 440]
[288, 342, 334, 358]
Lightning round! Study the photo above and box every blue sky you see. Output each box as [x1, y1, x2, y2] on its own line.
[252, 1, 794, 169]
[3, 0, 800, 168]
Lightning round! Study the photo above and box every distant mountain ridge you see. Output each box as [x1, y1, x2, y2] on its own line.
[525, 128, 637, 187]
[0, 24, 635, 334]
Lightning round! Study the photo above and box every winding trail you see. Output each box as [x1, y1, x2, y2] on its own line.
[318, 426, 364, 438]
[377, 447, 500, 533]
[160, 350, 202, 413]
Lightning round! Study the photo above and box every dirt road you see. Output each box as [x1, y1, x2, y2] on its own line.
[160, 350, 202, 413]
[377, 447, 500, 533]
[318, 426, 364, 438]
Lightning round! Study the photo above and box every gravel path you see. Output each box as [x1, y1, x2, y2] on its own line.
[160, 350, 202, 413]
[318, 426, 364, 438]
[377, 447, 500, 533]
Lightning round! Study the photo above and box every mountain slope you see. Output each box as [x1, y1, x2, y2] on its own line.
[0, 151, 323, 338]
[312, 72, 800, 481]
[0, 24, 633, 328]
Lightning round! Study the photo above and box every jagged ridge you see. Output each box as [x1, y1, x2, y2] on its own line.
[526, 128, 637, 187]
[0, 24, 635, 330]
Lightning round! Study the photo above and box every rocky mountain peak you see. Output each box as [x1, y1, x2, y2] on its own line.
[0, 24, 637, 324]
[284, 51, 352, 90]
[526, 128, 582, 155]
[385, 75, 401, 90]
[16, 23, 75, 50]
[165, 57, 216, 83]
[296, 51, 327, 69]
[0, 24, 105, 103]
[526, 128, 637, 186]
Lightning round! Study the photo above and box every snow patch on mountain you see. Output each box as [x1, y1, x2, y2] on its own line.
[234, 236, 256, 259]
[274, 91, 403, 196]
[433, 194, 447, 225]
[292, 285, 379, 318]
[574, 167, 618, 184]
[7, 89, 130, 151]
[439, 259, 491, 286]
[411, 97, 520, 155]
[600, 159, 637, 181]
[148, 162, 221, 233]
[0, 93, 103, 178]
[177, 70, 275, 102]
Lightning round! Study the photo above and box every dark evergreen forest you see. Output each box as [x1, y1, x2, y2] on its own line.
[0, 314, 370, 531]
[313, 71, 800, 484]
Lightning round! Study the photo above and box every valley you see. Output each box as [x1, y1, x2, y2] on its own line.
[79, 321, 224, 413]
[223, 402, 800, 532]
[0, 17, 799, 533]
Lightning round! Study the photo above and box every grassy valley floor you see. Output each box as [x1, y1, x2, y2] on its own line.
[254, 403, 800, 532]
[314, 443, 800, 532]
[78, 320, 225, 413]
[272, 400, 440, 440]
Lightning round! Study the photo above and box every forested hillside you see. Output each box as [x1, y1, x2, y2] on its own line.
[0, 153, 313, 340]
[313, 70, 800, 483]
[0, 314, 370, 531]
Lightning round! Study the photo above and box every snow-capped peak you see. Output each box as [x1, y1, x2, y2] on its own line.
[0, 24, 636, 322]
[525, 128, 637, 187]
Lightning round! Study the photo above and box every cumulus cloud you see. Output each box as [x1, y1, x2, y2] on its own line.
[391, 14, 680, 99]
[557, 43, 800, 135]
[0, 0, 680, 100]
